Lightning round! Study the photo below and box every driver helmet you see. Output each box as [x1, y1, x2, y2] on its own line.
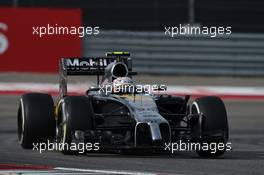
[112, 77, 135, 94]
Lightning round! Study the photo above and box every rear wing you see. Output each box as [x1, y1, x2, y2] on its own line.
[60, 57, 113, 76]
[59, 54, 137, 97]
[60, 56, 136, 76]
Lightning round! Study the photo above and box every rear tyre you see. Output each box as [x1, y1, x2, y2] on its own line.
[191, 96, 229, 158]
[58, 96, 94, 155]
[17, 93, 55, 149]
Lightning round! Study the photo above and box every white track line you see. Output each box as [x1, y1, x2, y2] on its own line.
[0, 171, 102, 174]
[167, 85, 264, 96]
[0, 168, 175, 175]
[55, 167, 158, 175]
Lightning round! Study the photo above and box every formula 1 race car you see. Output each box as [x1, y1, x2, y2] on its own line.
[17, 52, 229, 157]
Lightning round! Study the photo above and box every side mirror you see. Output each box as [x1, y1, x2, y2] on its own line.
[86, 85, 100, 95]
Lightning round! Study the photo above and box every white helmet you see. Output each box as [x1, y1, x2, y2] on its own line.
[112, 77, 134, 94]
[113, 77, 134, 85]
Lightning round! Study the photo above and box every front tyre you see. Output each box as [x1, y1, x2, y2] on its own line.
[58, 96, 94, 155]
[191, 96, 229, 158]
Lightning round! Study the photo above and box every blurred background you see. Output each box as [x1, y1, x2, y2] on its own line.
[1, 0, 264, 76]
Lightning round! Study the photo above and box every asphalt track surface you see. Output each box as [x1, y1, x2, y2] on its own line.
[0, 74, 264, 175]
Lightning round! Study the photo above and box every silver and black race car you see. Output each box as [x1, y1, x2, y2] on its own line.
[17, 52, 229, 157]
